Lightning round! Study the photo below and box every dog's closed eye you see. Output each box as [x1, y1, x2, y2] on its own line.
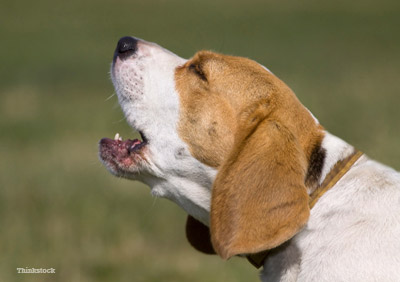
[189, 63, 207, 81]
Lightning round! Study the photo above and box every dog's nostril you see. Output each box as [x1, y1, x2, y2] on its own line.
[116, 36, 138, 54]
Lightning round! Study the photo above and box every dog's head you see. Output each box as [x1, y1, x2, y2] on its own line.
[99, 37, 324, 259]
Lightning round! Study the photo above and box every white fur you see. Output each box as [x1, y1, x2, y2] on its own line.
[111, 39, 216, 225]
[109, 38, 400, 281]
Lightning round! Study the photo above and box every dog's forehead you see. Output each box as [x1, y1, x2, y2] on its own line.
[179, 52, 280, 110]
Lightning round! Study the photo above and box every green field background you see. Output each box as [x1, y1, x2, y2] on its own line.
[1, 0, 400, 281]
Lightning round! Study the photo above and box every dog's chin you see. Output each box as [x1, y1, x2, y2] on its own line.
[98, 133, 148, 178]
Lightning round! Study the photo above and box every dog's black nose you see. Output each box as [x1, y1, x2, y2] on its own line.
[117, 36, 138, 53]
[114, 36, 138, 60]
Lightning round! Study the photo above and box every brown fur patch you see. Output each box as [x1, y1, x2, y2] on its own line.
[175, 51, 325, 258]
[176, 51, 324, 168]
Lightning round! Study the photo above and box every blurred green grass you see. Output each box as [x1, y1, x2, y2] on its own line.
[1, 0, 400, 281]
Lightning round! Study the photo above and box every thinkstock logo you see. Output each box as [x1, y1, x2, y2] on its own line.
[17, 267, 56, 274]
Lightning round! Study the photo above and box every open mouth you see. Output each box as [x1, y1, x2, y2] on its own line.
[101, 131, 148, 153]
[99, 131, 148, 174]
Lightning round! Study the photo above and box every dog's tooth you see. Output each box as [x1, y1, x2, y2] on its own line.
[114, 133, 120, 141]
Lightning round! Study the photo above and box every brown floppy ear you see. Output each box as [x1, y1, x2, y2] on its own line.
[185, 215, 216, 254]
[210, 109, 310, 259]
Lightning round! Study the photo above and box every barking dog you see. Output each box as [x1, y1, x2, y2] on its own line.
[99, 36, 400, 281]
